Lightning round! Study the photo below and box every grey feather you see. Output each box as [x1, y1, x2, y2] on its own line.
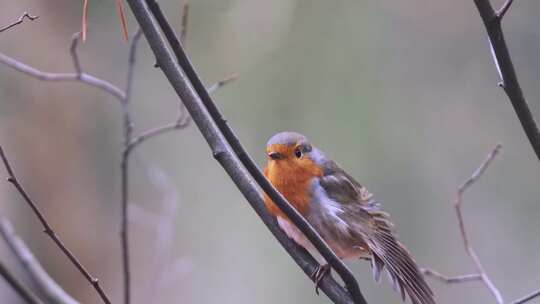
[315, 160, 436, 304]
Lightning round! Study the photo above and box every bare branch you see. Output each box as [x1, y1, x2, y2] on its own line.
[473, 0, 540, 161]
[70, 33, 83, 78]
[116, 0, 130, 41]
[496, 0, 515, 20]
[456, 143, 502, 249]
[0, 146, 112, 304]
[421, 268, 481, 284]
[207, 73, 239, 95]
[119, 28, 145, 304]
[511, 289, 540, 304]
[0, 218, 79, 304]
[124, 28, 144, 143]
[0, 52, 125, 102]
[82, 0, 89, 41]
[0, 259, 44, 304]
[453, 143, 503, 303]
[180, 1, 189, 44]
[0, 12, 39, 33]
[128, 118, 190, 152]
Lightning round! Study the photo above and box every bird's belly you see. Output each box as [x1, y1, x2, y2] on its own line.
[276, 216, 369, 262]
[276, 216, 316, 253]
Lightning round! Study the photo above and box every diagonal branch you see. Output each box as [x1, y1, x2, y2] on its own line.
[473, 0, 540, 161]
[0, 146, 112, 304]
[0, 218, 79, 304]
[126, 0, 363, 303]
[0, 12, 39, 33]
[0, 259, 44, 304]
[496, 0, 515, 20]
[511, 289, 540, 304]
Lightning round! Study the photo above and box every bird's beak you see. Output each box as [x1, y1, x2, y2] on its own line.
[268, 151, 282, 160]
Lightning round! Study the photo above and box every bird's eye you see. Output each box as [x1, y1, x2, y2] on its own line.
[294, 148, 302, 158]
[268, 152, 282, 160]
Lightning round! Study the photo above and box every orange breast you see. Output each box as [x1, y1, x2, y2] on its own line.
[263, 159, 322, 221]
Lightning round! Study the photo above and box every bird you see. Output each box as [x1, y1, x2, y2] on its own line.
[263, 131, 435, 304]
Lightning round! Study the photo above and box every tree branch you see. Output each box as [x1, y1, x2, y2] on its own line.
[0, 147, 112, 304]
[0, 12, 39, 33]
[473, 0, 540, 161]
[511, 289, 540, 304]
[423, 143, 540, 304]
[0, 259, 44, 304]
[0, 52, 125, 102]
[453, 143, 503, 303]
[125, 0, 363, 303]
[207, 73, 239, 95]
[0, 218, 79, 304]
[119, 28, 144, 304]
[421, 268, 482, 284]
[180, 1, 188, 44]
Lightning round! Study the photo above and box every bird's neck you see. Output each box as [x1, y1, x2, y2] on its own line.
[264, 161, 322, 217]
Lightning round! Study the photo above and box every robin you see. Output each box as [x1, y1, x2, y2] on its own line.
[263, 131, 435, 304]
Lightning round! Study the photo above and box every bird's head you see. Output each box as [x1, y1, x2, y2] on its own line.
[265, 131, 324, 179]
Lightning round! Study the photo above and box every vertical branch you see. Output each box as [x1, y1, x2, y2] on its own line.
[120, 28, 143, 304]
[473, 0, 540, 161]
[180, 1, 189, 44]
[82, 0, 89, 41]
[116, 0, 130, 41]
[70, 33, 83, 78]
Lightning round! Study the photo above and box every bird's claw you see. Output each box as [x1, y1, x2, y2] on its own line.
[311, 264, 331, 295]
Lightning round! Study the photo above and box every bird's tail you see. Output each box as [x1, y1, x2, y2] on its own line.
[365, 211, 435, 304]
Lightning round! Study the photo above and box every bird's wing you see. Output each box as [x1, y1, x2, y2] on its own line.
[318, 160, 435, 304]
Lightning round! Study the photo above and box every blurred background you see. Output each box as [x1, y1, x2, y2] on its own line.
[1, 0, 539, 303]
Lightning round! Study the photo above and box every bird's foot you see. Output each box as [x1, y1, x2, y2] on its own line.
[310, 264, 331, 295]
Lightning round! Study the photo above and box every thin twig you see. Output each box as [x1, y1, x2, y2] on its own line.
[120, 28, 144, 304]
[126, 73, 236, 152]
[511, 289, 540, 304]
[0, 12, 39, 33]
[473, 0, 540, 161]
[454, 143, 503, 303]
[82, 0, 89, 41]
[116, 0, 130, 41]
[0, 218, 79, 304]
[456, 143, 502, 249]
[0, 52, 125, 102]
[207, 73, 239, 95]
[70, 33, 83, 78]
[128, 118, 189, 152]
[0, 259, 44, 304]
[180, 1, 189, 44]
[420, 268, 482, 284]
[496, 0, 515, 19]
[0, 146, 112, 304]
